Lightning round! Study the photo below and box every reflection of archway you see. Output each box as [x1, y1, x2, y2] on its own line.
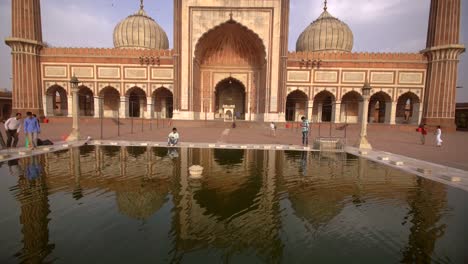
[214, 149, 245, 166]
[152, 87, 173, 119]
[396, 92, 420, 124]
[100, 87, 120, 118]
[286, 90, 308, 121]
[126, 87, 147, 118]
[46, 85, 68, 116]
[341, 91, 362, 123]
[369, 92, 391, 123]
[78, 86, 94, 116]
[193, 20, 266, 118]
[313, 91, 335, 122]
[214, 78, 246, 120]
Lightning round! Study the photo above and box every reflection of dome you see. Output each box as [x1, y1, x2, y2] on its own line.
[113, 2, 169, 50]
[116, 184, 168, 220]
[289, 186, 346, 228]
[296, 6, 353, 52]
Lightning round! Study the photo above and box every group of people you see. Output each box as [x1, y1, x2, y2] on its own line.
[1, 112, 41, 150]
[416, 124, 443, 147]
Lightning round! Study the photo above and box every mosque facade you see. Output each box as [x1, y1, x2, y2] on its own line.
[5, 0, 465, 129]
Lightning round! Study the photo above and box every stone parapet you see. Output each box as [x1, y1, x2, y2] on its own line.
[288, 51, 426, 62]
[41, 47, 174, 58]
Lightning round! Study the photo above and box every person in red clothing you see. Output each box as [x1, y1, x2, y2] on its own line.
[417, 124, 428, 145]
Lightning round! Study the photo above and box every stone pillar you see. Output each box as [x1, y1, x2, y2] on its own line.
[358, 101, 364, 123]
[66, 88, 80, 141]
[333, 101, 341, 123]
[43, 95, 52, 117]
[67, 96, 73, 117]
[423, 0, 465, 130]
[119, 96, 128, 118]
[161, 98, 167, 119]
[5, 0, 44, 116]
[146, 96, 153, 119]
[307, 100, 314, 122]
[385, 101, 397, 125]
[94, 96, 102, 118]
[317, 103, 323, 123]
[411, 103, 420, 125]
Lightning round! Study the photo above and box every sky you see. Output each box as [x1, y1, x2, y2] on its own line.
[0, 0, 467, 101]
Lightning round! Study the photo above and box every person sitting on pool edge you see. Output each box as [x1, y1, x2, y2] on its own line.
[168, 127, 179, 146]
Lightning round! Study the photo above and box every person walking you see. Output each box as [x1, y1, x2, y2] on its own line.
[4, 113, 22, 148]
[435, 125, 443, 147]
[167, 127, 179, 146]
[270, 122, 276, 137]
[417, 124, 427, 145]
[24, 112, 41, 149]
[301, 116, 310, 146]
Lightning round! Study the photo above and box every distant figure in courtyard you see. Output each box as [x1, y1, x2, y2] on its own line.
[416, 124, 427, 145]
[301, 116, 310, 146]
[168, 127, 179, 146]
[270, 122, 276, 137]
[24, 112, 41, 149]
[4, 113, 22, 148]
[435, 125, 443, 147]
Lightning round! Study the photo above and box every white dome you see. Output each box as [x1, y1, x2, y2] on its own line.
[113, 4, 169, 50]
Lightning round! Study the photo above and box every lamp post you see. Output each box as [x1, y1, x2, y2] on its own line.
[355, 80, 372, 149]
[67, 74, 80, 141]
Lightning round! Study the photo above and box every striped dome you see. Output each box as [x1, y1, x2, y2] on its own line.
[113, 5, 169, 50]
[296, 9, 353, 53]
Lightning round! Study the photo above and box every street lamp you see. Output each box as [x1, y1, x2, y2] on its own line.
[67, 74, 80, 141]
[355, 80, 372, 149]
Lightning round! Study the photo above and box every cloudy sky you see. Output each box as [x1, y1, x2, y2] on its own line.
[0, 0, 467, 101]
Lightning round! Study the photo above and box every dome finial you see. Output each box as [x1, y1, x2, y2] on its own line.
[140, 0, 144, 10]
[324, 0, 328, 11]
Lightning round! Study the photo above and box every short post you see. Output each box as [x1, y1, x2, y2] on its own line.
[67, 75, 80, 141]
[355, 80, 372, 149]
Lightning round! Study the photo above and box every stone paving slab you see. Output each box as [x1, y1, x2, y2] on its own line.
[346, 146, 468, 192]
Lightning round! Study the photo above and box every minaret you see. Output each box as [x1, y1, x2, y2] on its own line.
[422, 0, 465, 130]
[5, 0, 44, 116]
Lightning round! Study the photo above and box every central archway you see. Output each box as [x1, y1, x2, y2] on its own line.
[214, 78, 246, 120]
[193, 20, 267, 120]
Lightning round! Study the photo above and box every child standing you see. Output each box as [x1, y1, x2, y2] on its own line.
[435, 125, 443, 147]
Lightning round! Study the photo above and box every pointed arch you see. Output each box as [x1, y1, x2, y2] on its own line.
[45, 85, 68, 116]
[100, 86, 120, 118]
[286, 90, 309, 121]
[341, 91, 362, 123]
[369, 91, 392, 123]
[126, 86, 147, 118]
[78, 85, 94, 116]
[152, 87, 173, 119]
[214, 77, 246, 120]
[313, 90, 335, 122]
[396, 91, 421, 124]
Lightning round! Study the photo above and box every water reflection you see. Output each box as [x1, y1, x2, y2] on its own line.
[1, 146, 463, 263]
[14, 156, 54, 263]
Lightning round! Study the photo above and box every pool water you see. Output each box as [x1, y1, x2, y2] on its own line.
[0, 146, 467, 263]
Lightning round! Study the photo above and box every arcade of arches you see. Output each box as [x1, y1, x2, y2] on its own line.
[284, 90, 422, 125]
[45, 85, 174, 119]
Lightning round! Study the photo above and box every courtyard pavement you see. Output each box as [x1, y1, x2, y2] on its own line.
[1, 117, 468, 171]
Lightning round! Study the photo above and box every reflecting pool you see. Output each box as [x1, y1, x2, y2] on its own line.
[0, 146, 468, 263]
